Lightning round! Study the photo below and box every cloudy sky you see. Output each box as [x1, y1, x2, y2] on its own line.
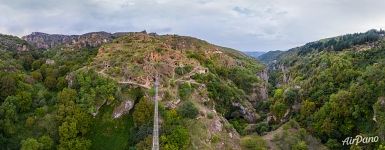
[1, 0, 385, 51]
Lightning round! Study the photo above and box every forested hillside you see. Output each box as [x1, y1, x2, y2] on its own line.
[256, 50, 284, 64]
[263, 29, 385, 149]
[0, 32, 267, 150]
[2, 29, 385, 150]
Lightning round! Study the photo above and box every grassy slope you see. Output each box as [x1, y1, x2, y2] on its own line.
[88, 105, 135, 150]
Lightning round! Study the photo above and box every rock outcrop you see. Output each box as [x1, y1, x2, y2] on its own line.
[257, 68, 269, 100]
[112, 100, 134, 119]
[0, 34, 31, 51]
[231, 102, 260, 123]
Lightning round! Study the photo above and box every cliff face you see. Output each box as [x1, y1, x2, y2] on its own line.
[21, 31, 150, 49]
[0, 34, 31, 51]
[22, 32, 113, 49]
[257, 68, 269, 100]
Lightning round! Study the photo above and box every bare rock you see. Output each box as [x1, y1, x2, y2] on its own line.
[210, 118, 223, 132]
[112, 100, 134, 119]
[232, 102, 259, 123]
[45, 59, 55, 65]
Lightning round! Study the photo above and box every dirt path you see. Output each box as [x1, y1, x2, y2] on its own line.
[97, 68, 151, 89]
[175, 67, 199, 81]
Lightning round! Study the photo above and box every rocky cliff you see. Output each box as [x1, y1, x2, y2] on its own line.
[21, 31, 149, 49]
[0, 34, 31, 51]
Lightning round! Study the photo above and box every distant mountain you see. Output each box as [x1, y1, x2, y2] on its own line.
[244, 51, 266, 58]
[256, 50, 284, 64]
[22, 31, 151, 49]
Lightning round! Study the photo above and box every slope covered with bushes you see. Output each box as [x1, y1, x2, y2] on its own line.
[264, 29, 385, 149]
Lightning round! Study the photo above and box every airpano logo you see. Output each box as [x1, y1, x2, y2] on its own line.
[342, 135, 379, 145]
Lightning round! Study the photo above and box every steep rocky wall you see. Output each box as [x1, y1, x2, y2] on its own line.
[0, 34, 31, 51]
[257, 67, 269, 100]
[22, 31, 150, 49]
[22, 32, 113, 49]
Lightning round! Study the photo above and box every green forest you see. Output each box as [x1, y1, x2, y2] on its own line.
[261, 30, 385, 149]
[1, 29, 385, 150]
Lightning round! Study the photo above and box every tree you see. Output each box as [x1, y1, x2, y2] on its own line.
[374, 97, 385, 140]
[59, 122, 78, 143]
[44, 76, 57, 90]
[133, 97, 154, 127]
[74, 70, 117, 113]
[31, 71, 43, 82]
[58, 121, 91, 150]
[270, 101, 288, 119]
[20, 138, 42, 150]
[163, 109, 181, 126]
[273, 88, 284, 100]
[56, 77, 68, 90]
[300, 100, 316, 120]
[20, 54, 34, 71]
[31, 60, 43, 71]
[16, 91, 32, 112]
[325, 139, 342, 150]
[58, 137, 91, 150]
[177, 101, 199, 119]
[57, 88, 77, 106]
[0, 75, 16, 101]
[57, 88, 91, 150]
[160, 125, 190, 150]
[0, 97, 17, 135]
[25, 116, 35, 127]
[135, 136, 152, 150]
[0, 97, 17, 120]
[178, 83, 193, 100]
[38, 135, 53, 150]
[283, 88, 298, 105]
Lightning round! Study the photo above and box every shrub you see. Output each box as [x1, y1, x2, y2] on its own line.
[270, 101, 288, 119]
[31, 71, 43, 81]
[21, 138, 42, 150]
[325, 139, 342, 150]
[175, 65, 193, 76]
[177, 101, 199, 119]
[229, 118, 248, 135]
[38, 135, 53, 150]
[292, 141, 307, 150]
[44, 76, 57, 90]
[273, 88, 284, 100]
[240, 135, 268, 150]
[35, 107, 45, 117]
[178, 83, 193, 100]
[133, 97, 154, 127]
[207, 112, 214, 119]
[255, 122, 270, 134]
[160, 125, 190, 150]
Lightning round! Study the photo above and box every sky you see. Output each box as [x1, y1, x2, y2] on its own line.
[1, 0, 385, 51]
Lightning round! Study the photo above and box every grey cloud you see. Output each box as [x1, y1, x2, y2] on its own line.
[0, 0, 385, 51]
[233, 6, 254, 16]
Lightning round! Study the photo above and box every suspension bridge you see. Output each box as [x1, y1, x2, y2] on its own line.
[152, 75, 159, 150]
